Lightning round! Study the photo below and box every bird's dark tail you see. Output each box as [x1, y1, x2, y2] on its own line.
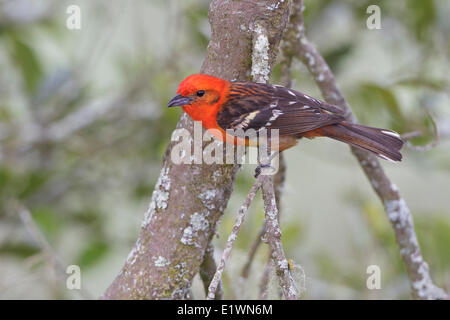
[321, 121, 403, 162]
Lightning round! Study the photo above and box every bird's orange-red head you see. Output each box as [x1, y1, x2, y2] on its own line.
[167, 74, 230, 123]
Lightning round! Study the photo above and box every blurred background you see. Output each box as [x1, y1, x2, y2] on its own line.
[0, 0, 449, 299]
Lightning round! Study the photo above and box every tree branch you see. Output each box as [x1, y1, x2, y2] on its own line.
[208, 17, 298, 300]
[102, 0, 290, 300]
[259, 260, 273, 300]
[285, 0, 448, 300]
[260, 175, 297, 300]
[240, 66, 289, 284]
[252, 21, 298, 300]
[207, 178, 262, 300]
[403, 107, 439, 152]
[16, 203, 92, 299]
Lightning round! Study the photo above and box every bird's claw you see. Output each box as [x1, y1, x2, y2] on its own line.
[254, 163, 275, 178]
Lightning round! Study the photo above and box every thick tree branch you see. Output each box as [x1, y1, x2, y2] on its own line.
[285, 0, 448, 300]
[102, 0, 290, 300]
[209, 18, 297, 300]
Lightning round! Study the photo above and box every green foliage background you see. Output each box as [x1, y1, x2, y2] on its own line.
[0, 0, 449, 299]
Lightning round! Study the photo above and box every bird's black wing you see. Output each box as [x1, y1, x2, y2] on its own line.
[216, 82, 345, 136]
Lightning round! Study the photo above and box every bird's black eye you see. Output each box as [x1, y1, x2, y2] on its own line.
[196, 90, 205, 97]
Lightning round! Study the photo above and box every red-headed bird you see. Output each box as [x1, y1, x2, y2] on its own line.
[167, 74, 403, 163]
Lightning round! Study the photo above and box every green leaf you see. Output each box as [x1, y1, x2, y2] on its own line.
[282, 221, 303, 251]
[18, 170, 51, 199]
[354, 82, 405, 131]
[416, 214, 450, 270]
[7, 34, 43, 94]
[323, 43, 353, 71]
[0, 242, 39, 258]
[0, 167, 12, 194]
[184, 2, 209, 50]
[395, 78, 448, 92]
[408, 0, 436, 41]
[132, 182, 154, 199]
[360, 83, 403, 120]
[32, 207, 63, 238]
[77, 241, 109, 269]
[362, 201, 403, 273]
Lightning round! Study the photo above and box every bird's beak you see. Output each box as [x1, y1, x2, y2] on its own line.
[167, 94, 191, 108]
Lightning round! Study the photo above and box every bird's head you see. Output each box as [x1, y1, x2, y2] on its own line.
[167, 74, 229, 122]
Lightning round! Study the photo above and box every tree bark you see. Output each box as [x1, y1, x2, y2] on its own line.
[285, 0, 448, 300]
[102, 0, 290, 299]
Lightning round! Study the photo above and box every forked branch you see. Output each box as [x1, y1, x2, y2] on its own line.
[207, 21, 298, 300]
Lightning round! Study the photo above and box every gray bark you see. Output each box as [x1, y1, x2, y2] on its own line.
[285, 0, 448, 300]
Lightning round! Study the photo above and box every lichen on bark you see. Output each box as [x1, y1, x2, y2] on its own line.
[101, 0, 290, 300]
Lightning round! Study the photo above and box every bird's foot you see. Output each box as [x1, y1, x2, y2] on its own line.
[254, 163, 276, 178]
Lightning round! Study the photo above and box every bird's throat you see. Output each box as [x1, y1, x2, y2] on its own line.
[183, 104, 221, 130]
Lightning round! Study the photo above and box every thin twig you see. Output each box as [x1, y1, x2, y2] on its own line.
[16, 203, 92, 299]
[250, 20, 298, 300]
[401, 131, 422, 140]
[260, 175, 298, 300]
[19, 66, 151, 156]
[102, 0, 291, 300]
[206, 178, 262, 300]
[258, 260, 272, 300]
[17, 205, 64, 273]
[241, 154, 286, 280]
[289, 0, 448, 299]
[404, 107, 439, 152]
[240, 223, 266, 279]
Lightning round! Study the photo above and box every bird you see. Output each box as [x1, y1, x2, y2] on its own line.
[167, 74, 403, 172]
